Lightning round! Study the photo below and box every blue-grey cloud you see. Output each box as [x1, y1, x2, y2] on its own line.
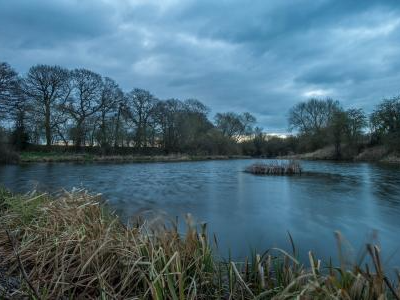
[1, 0, 400, 133]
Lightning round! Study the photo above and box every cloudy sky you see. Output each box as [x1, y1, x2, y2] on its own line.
[1, 0, 400, 133]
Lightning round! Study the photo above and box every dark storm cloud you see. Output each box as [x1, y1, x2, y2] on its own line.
[0, 0, 115, 46]
[1, 0, 400, 133]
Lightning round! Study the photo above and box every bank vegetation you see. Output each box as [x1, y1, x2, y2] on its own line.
[1, 188, 400, 299]
[1, 61, 400, 164]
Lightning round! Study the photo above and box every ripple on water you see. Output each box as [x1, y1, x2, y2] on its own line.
[1, 160, 400, 266]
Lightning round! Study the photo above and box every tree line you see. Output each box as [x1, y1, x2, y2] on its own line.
[0, 61, 258, 155]
[282, 97, 400, 158]
[242, 96, 399, 159]
[240, 97, 399, 159]
[1, 60, 399, 160]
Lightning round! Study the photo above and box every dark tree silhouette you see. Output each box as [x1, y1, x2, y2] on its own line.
[23, 65, 71, 148]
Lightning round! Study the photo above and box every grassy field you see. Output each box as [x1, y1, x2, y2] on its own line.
[1, 188, 399, 299]
[18, 151, 251, 163]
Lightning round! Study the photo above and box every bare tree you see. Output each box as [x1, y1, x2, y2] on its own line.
[184, 98, 210, 115]
[23, 65, 71, 147]
[344, 108, 366, 146]
[215, 112, 244, 140]
[178, 99, 213, 149]
[113, 95, 127, 149]
[63, 69, 104, 148]
[288, 98, 340, 150]
[52, 109, 71, 146]
[370, 96, 400, 150]
[124, 88, 157, 148]
[215, 112, 255, 142]
[240, 112, 256, 136]
[288, 98, 339, 134]
[97, 77, 123, 148]
[0, 62, 19, 121]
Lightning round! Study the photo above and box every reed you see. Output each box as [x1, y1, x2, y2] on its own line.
[1, 188, 399, 299]
[245, 160, 302, 175]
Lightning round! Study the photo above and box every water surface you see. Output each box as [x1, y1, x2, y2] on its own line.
[1, 159, 400, 268]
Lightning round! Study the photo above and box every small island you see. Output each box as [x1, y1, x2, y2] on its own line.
[245, 160, 302, 175]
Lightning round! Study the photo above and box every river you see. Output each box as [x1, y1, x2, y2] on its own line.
[1, 159, 400, 269]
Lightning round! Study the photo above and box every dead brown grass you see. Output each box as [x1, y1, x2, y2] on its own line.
[1, 188, 400, 299]
[245, 160, 302, 175]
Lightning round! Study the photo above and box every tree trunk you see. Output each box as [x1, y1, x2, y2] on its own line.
[101, 112, 107, 148]
[114, 107, 121, 149]
[74, 121, 84, 151]
[334, 140, 341, 159]
[45, 103, 51, 149]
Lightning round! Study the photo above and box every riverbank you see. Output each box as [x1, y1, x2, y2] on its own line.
[0, 188, 399, 299]
[280, 145, 400, 164]
[17, 151, 251, 163]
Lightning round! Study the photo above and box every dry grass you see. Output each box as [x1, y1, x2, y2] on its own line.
[245, 160, 302, 175]
[0, 189, 216, 299]
[355, 146, 389, 162]
[278, 146, 337, 161]
[1, 188, 400, 299]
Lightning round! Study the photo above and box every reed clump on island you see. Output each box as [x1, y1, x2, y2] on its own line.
[245, 160, 302, 175]
[0, 188, 399, 299]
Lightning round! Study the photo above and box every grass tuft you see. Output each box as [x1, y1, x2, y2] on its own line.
[0, 187, 399, 299]
[245, 160, 302, 175]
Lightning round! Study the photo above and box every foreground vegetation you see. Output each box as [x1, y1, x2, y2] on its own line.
[1, 188, 400, 299]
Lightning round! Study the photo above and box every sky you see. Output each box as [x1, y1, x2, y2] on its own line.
[1, 0, 400, 133]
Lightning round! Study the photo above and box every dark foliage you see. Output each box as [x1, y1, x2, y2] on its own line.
[1, 59, 399, 161]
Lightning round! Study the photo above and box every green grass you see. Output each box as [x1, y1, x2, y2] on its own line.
[18, 151, 251, 163]
[19, 151, 95, 162]
[1, 187, 399, 299]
